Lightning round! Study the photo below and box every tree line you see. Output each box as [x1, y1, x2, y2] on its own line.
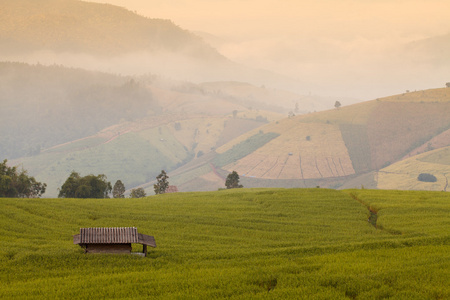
[1, 159, 243, 198]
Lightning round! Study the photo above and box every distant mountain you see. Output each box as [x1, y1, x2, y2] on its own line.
[0, 0, 223, 60]
[404, 33, 450, 66]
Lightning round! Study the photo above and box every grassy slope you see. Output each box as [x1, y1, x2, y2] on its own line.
[377, 146, 450, 191]
[12, 128, 189, 198]
[419, 146, 450, 165]
[0, 188, 449, 299]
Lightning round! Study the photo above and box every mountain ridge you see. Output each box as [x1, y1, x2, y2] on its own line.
[0, 0, 223, 59]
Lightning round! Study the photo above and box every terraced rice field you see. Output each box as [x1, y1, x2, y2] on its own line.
[1, 188, 449, 299]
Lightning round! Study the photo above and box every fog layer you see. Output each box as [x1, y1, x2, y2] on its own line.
[90, 0, 450, 99]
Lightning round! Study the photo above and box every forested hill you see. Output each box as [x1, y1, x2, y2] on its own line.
[0, 0, 224, 60]
[0, 62, 158, 159]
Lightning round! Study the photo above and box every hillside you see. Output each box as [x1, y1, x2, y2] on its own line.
[6, 63, 322, 197]
[118, 87, 450, 194]
[1, 189, 449, 298]
[207, 88, 450, 191]
[12, 113, 273, 197]
[8, 79, 449, 195]
[0, 62, 159, 159]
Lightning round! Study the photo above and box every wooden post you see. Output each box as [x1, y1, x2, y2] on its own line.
[143, 244, 147, 257]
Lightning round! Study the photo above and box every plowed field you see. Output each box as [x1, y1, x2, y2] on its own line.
[225, 122, 355, 179]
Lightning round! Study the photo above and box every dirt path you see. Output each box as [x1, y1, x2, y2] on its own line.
[209, 163, 226, 181]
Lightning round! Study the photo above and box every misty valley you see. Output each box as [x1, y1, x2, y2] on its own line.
[1, 0, 449, 197]
[0, 0, 449, 299]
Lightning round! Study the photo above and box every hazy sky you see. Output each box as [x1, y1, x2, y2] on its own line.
[88, 0, 450, 99]
[91, 0, 450, 38]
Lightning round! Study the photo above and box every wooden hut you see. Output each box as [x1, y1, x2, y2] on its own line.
[73, 227, 156, 256]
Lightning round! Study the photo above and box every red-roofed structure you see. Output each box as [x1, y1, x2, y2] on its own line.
[166, 185, 179, 193]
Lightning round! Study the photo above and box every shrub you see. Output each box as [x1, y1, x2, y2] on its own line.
[417, 173, 437, 182]
[129, 187, 146, 198]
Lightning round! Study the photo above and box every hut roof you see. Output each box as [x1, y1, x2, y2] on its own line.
[80, 227, 138, 244]
[73, 227, 156, 247]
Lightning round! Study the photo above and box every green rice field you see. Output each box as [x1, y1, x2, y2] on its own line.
[1, 188, 449, 299]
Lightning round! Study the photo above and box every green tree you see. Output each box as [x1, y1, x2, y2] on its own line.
[334, 101, 342, 109]
[113, 180, 125, 198]
[58, 171, 112, 198]
[154, 170, 169, 194]
[130, 187, 146, 198]
[225, 171, 243, 189]
[0, 159, 46, 198]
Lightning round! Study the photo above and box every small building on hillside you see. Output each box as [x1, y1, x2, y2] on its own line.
[73, 227, 156, 256]
[166, 185, 179, 193]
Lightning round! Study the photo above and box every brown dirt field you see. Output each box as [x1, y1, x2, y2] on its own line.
[224, 122, 355, 180]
